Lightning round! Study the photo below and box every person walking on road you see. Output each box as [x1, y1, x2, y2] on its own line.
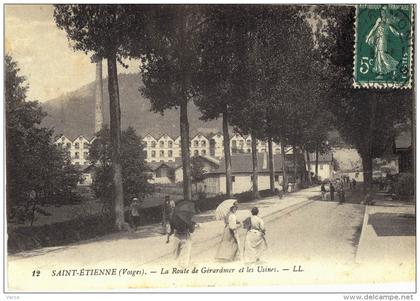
[129, 197, 141, 231]
[244, 207, 267, 264]
[321, 183, 326, 201]
[338, 180, 346, 204]
[215, 203, 242, 262]
[352, 178, 357, 190]
[329, 181, 335, 201]
[171, 214, 196, 268]
[162, 196, 176, 243]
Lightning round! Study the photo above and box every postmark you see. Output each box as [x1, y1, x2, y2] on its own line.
[353, 4, 414, 89]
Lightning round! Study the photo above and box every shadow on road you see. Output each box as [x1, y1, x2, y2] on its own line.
[11, 245, 71, 259]
[238, 201, 275, 211]
[368, 213, 416, 236]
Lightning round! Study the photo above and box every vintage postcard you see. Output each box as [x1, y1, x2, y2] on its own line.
[4, 3, 416, 295]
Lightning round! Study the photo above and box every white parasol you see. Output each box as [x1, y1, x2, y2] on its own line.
[215, 199, 238, 220]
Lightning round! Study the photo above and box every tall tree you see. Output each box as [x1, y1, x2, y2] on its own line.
[54, 4, 148, 229]
[194, 6, 244, 197]
[314, 6, 413, 190]
[230, 6, 320, 193]
[6, 55, 81, 217]
[226, 6, 268, 199]
[89, 126, 153, 208]
[139, 5, 203, 202]
[254, 6, 332, 188]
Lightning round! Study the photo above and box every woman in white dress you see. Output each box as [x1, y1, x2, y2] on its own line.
[215, 203, 242, 261]
[244, 207, 267, 263]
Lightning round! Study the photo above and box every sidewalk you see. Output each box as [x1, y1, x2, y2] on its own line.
[355, 196, 415, 283]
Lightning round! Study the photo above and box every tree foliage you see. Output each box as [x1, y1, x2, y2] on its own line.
[314, 6, 413, 188]
[54, 5, 148, 60]
[191, 157, 206, 185]
[53, 4, 151, 228]
[89, 126, 154, 206]
[139, 5, 203, 112]
[194, 6, 332, 192]
[139, 5, 204, 202]
[6, 55, 82, 217]
[194, 6, 248, 197]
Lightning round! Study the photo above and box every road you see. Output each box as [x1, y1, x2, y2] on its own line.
[194, 200, 363, 263]
[8, 188, 370, 291]
[181, 199, 366, 287]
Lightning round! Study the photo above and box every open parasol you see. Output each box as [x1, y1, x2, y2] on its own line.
[215, 199, 238, 220]
[171, 201, 196, 229]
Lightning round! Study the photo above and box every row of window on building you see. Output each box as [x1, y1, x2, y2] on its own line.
[147, 140, 209, 148]
[150, 149, 208, 158]
[54, 135, 96, 166]
[54, 133, 286, 166]
[142, 133, 284, 163]
[56, 141, 90, 149]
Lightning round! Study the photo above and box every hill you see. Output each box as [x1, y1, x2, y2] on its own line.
[41, 73, 222, 139]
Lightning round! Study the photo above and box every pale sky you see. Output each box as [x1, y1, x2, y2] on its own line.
[5, 4, 139, 102]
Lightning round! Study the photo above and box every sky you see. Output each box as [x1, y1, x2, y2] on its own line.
[5, 4, 139, 102]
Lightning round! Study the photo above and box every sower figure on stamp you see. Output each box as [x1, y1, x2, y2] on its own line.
[366, 6, 403, 79]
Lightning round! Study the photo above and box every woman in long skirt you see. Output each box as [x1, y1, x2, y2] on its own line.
[244, 207, 267, 263]
[215, 204, 241, 261]
[171, 215, 195, 267]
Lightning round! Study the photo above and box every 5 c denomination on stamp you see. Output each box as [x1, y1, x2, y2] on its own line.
[353, 4, 413, 89]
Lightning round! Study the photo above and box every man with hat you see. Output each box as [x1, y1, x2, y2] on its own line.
[129, 197, 142, 231]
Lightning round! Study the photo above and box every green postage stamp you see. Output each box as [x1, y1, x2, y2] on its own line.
[353, 4, 414, 89]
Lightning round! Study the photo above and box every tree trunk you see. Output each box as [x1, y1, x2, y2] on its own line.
[364, 97, 378, 192]
[178, 11, 192, 202]
[315, 146, 319, 180]
[292, 145, 298, 182]
[95, 59, 104, 133]
[268, 137, 275, 192]
[281, 141, 288, 193]
[251, 133, 259, 199]
[306, 150, 312, 185]
[302, 147, 308, 182]
[107, 52, 125, 230]
[222, 110, 232, 197]
[180, 101, 192, 202]
[361, 152, 373, 193]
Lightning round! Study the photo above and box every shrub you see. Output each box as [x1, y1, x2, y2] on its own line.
[8, 214, 114, 254]
[395, 173, 415, 201]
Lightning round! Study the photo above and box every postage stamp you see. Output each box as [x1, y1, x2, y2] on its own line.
[353, 4, 414, 89]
